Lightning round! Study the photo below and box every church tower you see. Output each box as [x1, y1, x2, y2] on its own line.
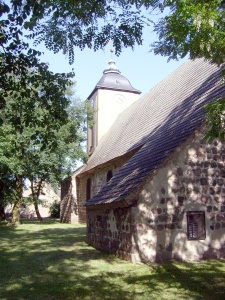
[87, 52, 141, 155]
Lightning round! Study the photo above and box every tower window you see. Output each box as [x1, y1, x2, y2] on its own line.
[186, 211, 206, 240]
[106, 170, 113, 182]
[86, 178, 91, 201]
[90, 98, 95, 108]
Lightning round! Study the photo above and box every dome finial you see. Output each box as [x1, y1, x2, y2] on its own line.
[103, 48, 121, 74]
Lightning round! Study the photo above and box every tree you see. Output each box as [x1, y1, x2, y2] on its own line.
[0, 1, 87, 224]
[26, 94, 88, 221]
[0, 69, 88, 224]
[0, 180, 6, 221]
[151, 0, 225, 65]
[0, 165, 16, 221]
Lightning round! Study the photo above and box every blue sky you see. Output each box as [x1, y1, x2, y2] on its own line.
[36, 24, 187, 101]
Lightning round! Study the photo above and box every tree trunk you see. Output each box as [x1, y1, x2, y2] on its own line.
[0, 203, 6, 221]
[31, 180, 43, 222]
[33, 198, 43, 221]
[11, 175, 23, 225]
[0, 182, 6, 221]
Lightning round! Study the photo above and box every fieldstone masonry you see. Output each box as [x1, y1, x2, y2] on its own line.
[87, 128, 225, 262]
[87, 207, 135, 260]
[133, 128, 225, 262]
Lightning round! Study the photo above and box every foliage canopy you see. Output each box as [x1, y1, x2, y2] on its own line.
[0, 0, 88, 223]
[152, 0, 225, 66]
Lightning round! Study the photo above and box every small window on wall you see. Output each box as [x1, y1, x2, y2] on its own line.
[86, 178, 91, 201]
[186, 211, 206, 240]
[106, 170, 113, 182]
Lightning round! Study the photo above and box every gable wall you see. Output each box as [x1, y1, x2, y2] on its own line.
[86, 127, 225, 263]
[132, 127, 225, 262]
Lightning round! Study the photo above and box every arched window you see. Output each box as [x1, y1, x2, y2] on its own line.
[106, 170, 113, 182]
[86, 178, 91, 201]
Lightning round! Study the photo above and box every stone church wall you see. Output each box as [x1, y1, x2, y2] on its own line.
[133, 128, 225, 262]
[86, 206, 135, 260]
[86, 127, 225, 263]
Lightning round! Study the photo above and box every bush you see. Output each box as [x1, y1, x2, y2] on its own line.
[49, 201, 60, 218]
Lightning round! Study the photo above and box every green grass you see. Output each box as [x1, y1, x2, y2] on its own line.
[0, 219, 224, 300]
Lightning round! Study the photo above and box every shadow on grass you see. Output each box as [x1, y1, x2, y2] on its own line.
[0, 220, 224, 300]
[125, 260, 225, 299]
[0, 220, 131, 300]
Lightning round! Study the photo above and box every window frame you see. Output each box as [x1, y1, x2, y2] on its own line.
[186, 211, 206, 241]
[106, 170, 113, 182]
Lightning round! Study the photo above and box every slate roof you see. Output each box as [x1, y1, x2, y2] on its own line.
[83, 59, 224, 207]
[95, 72, 141, 93]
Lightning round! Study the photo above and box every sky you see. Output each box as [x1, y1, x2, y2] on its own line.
[35, 24, 187, 101]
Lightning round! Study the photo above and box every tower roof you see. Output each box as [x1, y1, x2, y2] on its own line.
[88, 56, 141, 99]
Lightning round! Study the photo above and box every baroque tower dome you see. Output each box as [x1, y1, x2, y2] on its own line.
[88, 54, 140, 99]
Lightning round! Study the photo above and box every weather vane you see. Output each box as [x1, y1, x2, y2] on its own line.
[107, 40, 114, 59]
[110, 48, 114, 60]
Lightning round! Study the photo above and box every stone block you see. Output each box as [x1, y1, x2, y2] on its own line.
[160, 198, 166, 204]
[217, 178, 224, 186]
[216, 214, 224, 221]
[211, 162, 217, 168]
[157, 214, 168, 222]
[207, 206, 212, 212]
[210, 213, 215, 221]
[193, 168, 201, 176]
[221, 169, 225, 178]
[200, 178, 208, 185]
[177, 168, 183, 176]
[211, 147, 218, 154]
[157, 224, 164, 231]
[209, 187, 215, 195]
[215, 223, 221, 230]
[166, 223, 175, 230]
[161, 188, 166, 194]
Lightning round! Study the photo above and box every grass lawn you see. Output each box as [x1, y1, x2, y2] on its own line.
[0, 219, 224, 300]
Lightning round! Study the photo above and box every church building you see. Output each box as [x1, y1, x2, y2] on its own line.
[61, 56, 225, 263]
